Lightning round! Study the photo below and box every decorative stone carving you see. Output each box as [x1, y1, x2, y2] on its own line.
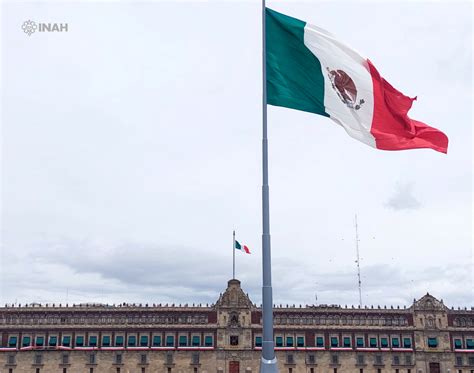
[229, 312, 240, 328]
[411, 294, 448, 312]
[216, 280, 253, 309]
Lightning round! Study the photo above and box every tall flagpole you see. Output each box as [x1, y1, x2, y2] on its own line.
[260, 0, 278, 372]
[233, 230, 236, 279]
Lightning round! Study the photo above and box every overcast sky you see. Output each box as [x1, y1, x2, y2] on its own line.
[1, 1, 472, 309]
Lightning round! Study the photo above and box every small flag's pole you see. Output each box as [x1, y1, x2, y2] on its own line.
[355, 214, 362, 307]
[233, 230, 236, 279]
[260, 0, 277, 372]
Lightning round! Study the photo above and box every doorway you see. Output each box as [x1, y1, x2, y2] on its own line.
[229, 361, 240, 373]
[429, 362, 440, 373]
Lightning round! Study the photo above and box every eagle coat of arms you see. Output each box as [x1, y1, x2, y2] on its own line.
[326, 67, 365, 110]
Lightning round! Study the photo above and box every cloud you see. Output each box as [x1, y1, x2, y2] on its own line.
[1, 236, 472, 309]
[0, 1, 471, 316]
[385, 182, 421, 211]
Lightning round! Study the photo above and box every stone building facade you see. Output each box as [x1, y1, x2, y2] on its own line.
[0, 279, 473, 373]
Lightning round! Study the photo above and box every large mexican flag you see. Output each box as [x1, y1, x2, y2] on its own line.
[266, 8, 448, 153]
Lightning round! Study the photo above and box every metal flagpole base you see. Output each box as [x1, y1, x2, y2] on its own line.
[259, 357, 278, 373]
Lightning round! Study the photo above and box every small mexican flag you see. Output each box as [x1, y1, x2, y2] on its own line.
[266, 8, 448, 153]
[235, 240, 251, 254]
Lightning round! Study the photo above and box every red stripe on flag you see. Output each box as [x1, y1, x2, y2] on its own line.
[243, 245, 251, 254]
[367, 60, 448, 154]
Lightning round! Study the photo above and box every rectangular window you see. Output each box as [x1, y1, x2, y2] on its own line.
[331, 354, 339, 364]
[49, 336, 57, 346]
[115, 353, 122, 364]
[454, 339, 463, 349]
[102, 336, 111, 347]
[297, 336, 304, 347]
[343, 337, 351, 347]
[62, 336, 70, 347]
[153, 336, 162, 347]
[179, 336, 187, 346]
[204, 336, 213, 347]
[7, 354, 15, 365]
[140, 336, 148, 347]
[393, 355, 400, 365]
[192, 336, 200, 347]
[166, 352, 173, 365]
[166, 336, 174, 347]
[391, 337, 399, 348]
[428, 337, 438, 348]
[468, 356, 474, 366]
[75, 336, 84, 347]
[62, 353, 69, 364]
[287, 354, 294, 364]
[89, 353, 96, 364]
[369, 338, 377, 348]
[357, 354, 365, 365]
[276, 336, 283, 347]
[316, 337, 324, 347]
[356, 337, 364, 347]
[128, 336, 136, 347]
[456, 356, 463, 366]
[467, 339, 474, 349]
[89, 336, 97, 347]
[331, 337, 338, 348]
[255, 336, 262, 347]
[375, 355, 383, 365]
[140, 354, 147, 364]
[405, 355, 413, 365]
[380, 338, 388, 348]
[306, 354, 315, 365]
[22, 336, 31, 347]
[403, 338, 412, 348]
[115, 336, 124, 347]
[286, 336, 294, 347]
[34, 354, 42, 365]
[36, 336, 44, 347]
[192, 352, 200, 364]
[8, 336, 17, 348]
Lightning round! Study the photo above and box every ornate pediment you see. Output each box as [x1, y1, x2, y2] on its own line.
[412, 293, 447, 312]
[216, 279, 253, 309]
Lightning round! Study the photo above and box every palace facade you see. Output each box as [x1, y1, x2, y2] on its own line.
[0, 279, 473, 373]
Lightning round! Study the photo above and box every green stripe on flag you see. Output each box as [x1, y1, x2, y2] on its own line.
[266, 8, 328, 117]
[235, 240, 242, 250]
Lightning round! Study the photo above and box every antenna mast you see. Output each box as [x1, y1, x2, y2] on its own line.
[355, 214, 362, 306]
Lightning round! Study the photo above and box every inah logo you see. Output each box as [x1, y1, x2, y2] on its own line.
[22, 20, 68, 36]
[22, 20, 37, 36]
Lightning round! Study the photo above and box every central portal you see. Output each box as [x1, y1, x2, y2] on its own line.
[229, 361, 240, 373]
[429, 363, 440, 373]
